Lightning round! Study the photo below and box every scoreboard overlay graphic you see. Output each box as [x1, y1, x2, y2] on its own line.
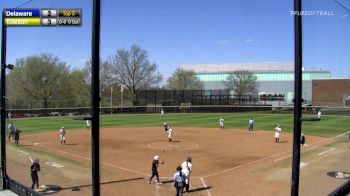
[3, 9, 82, 27]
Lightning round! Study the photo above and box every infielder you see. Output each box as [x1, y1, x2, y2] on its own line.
[274, 125, 282, 143]
[86, 120, 91, 129]
[180, 156, 192, 192]
[161, 109, 164, 117]
[163, 122, 169, 132]
[317, 110, 322, 119]
[219, 116, 224, 129]
[59, 127, 66, 144]
[248, 118, 254, 131]
[167, 126, 173, 142]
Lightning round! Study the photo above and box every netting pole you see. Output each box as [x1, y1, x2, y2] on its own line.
[291, 0, 303, 195]
[0, 10, 7, 189]
[91, 0, 101, 195]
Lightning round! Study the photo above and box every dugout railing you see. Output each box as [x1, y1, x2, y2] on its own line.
[329, 179, 350, 196]
[6, 178, 40, 196]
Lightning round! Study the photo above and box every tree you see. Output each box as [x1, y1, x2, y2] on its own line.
[165, 68, 204, 90]
[224, 70, 258, 104]
[82, 59, 113, 104]
[110, 44, 163, 104]
[69, 69, 90, 107]
[7, 54, 71, 108]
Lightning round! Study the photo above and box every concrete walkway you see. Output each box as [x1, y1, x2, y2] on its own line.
[0, 190, 17, 196]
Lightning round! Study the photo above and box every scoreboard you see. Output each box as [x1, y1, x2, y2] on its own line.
[3, 9, 82, 27]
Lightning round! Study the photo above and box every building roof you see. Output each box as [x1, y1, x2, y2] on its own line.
[182, 62, 295, 73]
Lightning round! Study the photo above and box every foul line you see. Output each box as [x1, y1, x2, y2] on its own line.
[37, 144, 151, 177]
[8, 147, 29, 156]
[200, 177, 212, 196]
[19, 141, 177, 179]
[274, 155, 291, 162]
[204, 130, 350, 178]
[202, 149, 292, 178]
[318, 147, 336, 156]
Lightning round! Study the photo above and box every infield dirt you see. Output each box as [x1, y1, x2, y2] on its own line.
[6, 127, 348, 195]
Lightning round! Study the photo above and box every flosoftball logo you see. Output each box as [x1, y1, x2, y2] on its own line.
[290, 10, 335, 16]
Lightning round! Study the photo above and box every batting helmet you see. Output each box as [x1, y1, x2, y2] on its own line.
[154, 155, 160, 160]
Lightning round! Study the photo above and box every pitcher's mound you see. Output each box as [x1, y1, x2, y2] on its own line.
[147, 141, 199, 150]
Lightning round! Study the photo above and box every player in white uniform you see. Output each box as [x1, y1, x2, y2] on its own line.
[219, 117, 224, 129]
[161, 109, 164, 117]
[180, 157, 192, 192]
[167, 127, 173, 142]
[317, 110, 322, 119]
[274, 125, 282, 143]
[248, 118, 254, 131]
[59, 127, 66, 144]
[86, 120, 91, 129]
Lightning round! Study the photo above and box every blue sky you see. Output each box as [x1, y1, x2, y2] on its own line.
[0, 0, 349, 79]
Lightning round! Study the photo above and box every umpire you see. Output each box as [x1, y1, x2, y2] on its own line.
[30, 159, 40, 190]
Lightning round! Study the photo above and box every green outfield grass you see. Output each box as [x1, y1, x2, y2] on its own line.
[6, 113, 350, 137]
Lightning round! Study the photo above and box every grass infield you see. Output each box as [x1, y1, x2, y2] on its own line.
[5, 113, 350, 137]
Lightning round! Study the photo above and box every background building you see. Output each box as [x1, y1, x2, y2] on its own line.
[312, 79, 350, 107]
[183, 62, 331, 104]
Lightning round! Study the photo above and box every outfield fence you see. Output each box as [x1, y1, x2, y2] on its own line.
[5, 105, 350, 118]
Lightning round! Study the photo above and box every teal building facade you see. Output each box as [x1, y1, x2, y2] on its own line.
[183, 62, 331, 104]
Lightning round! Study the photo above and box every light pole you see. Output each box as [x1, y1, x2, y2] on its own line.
[110, 86, 113, 114]
[120, 85, 123, 114]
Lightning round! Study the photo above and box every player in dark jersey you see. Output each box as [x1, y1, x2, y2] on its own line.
[163, 122, 169, 132]
[300, 133, 305, 146]
[148, 155, 162, 184]
[30, 159, 40, 190]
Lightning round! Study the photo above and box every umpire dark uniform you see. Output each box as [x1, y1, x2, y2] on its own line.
[31, 159, 40, 189]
